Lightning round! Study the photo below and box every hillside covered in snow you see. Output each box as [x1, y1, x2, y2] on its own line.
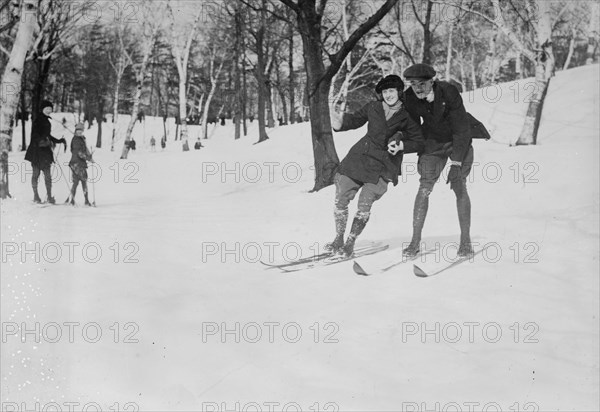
[1, 64, 599, 411]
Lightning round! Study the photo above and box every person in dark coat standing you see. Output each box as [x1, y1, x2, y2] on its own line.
[328, 75, 424, 257]
[68, 123, 93, 206]
[401, 63, 474, 257]
[24, 100, 67, 203]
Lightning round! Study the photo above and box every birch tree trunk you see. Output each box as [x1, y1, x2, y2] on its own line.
[109, 28, 132, 152]
[110, 66, 122, 151]
[120, 46, 154, 159]
[458, 0, 554, 145]
[563, 27, 576, 70]
[0, 0, 37, 199]
[201, 54, 224, 139]
[329, 0, 374, 108]
[167, 4, 201, 151]
[121, 6, 160, 159]
[445, 22, 454, 80]
[516, 0, 555, 145]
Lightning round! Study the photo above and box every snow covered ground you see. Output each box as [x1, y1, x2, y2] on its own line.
[1, 64, 599, 411]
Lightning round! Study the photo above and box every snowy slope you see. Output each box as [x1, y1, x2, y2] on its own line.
[1, 65, 599, 411]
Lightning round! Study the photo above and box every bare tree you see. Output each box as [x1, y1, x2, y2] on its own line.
[0, 0, 19, 35]
[120, 1, 163, 159]
[329, 0, 378, 108]
[286, 10, 297, 124]
[412, 0, 435, 64]
[0, 0, 37, 199]
[107, 18, 133, 151]
[167, 0, 202, 151]
[585, 0, 600, 64]
[451, 0, 557, 145]
[200, 44, 225, 140]
[279, 0, 397, 191]
[29, 0, 89, 120]
[243, 0, 278, 143]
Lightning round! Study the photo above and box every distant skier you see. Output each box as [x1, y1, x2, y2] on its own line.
[327, 75, 424, 257]
[150, 136, 156, 151]
[401, 63, 474, 257]
[24, 100, 67, 204]
[68, 123, 93, 206]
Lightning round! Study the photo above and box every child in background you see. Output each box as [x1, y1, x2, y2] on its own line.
[68, 123, 94, 206]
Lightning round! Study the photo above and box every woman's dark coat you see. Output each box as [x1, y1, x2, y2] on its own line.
[335, 101, 424, 186]
[24, 114, 62, 169]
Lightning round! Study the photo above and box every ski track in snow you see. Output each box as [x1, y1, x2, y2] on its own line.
[1, 65, 599, 410]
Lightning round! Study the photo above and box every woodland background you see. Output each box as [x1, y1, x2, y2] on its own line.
[1, 0, 599, 192]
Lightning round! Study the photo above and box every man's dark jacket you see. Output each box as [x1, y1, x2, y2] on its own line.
[404, 80, 471, 162]
[335, 101, 424, 186]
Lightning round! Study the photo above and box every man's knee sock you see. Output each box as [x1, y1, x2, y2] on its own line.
[454, 185, 471, 244]
[410, 187, 432, 244]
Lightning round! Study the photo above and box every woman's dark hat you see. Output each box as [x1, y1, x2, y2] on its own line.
[41, 100, 54, 110]
[375, 75, 405, 93]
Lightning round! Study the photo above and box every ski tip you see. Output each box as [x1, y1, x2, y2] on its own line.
[353, 261, 370, 276]
[413, 264, 429, 277]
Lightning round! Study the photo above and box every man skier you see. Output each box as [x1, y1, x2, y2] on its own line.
[401, 63, 474, 257]
[24, 100, 67, 204]
[327, 75, 424, 257]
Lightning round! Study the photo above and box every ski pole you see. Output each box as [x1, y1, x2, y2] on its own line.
[52, 143, 72, 200]
[89, 146, 96, 207]
[49, 116, 76, 135]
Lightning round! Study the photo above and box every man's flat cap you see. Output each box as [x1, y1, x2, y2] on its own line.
[403, 63, 436, 80]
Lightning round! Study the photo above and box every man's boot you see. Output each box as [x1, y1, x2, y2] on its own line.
[341, 212, 369, 257]
[45, 173, 54, 204]
[33, 187, 42, 203]
[403, 187, 431, 256]
[325, 208, 348, 253]
[84, 192, 91, 206]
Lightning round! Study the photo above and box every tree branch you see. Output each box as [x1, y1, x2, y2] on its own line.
[278, 0, 299, 13]
[410, 0, 424, 27]
[324, 0, 397, 82]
